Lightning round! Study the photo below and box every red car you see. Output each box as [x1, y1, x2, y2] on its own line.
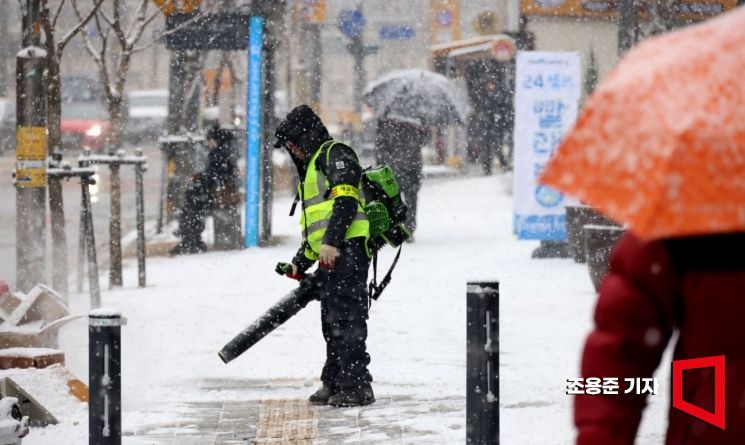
[61, 101, 110, 152]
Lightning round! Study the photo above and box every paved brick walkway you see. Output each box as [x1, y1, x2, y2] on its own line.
[126, 381, 464, 444]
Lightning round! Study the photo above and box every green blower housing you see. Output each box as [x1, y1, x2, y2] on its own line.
[362, 166, 411, 246]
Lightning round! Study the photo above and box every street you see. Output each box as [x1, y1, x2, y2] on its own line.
[0, 143, 163, 288]
[1, 1, 740, 443]
[30, 175, 670, 444]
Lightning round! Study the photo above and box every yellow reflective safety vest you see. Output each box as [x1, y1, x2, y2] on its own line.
[299, 140, 369, 260]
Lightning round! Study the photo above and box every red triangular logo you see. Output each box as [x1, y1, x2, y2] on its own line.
[672, 355, 726, 430]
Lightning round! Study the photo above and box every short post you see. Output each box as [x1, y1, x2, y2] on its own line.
[77, 207, 86, 294]
[89, 310, 126, 445]
[134, 148, 146, 288]
[78, 149, 148, 289]
[109, 159, 123, 288]
[80, 155, 101, 309]
[156, 145, 167, 234]
[467, 281, 499, 445]
[47, 153, 68, 299]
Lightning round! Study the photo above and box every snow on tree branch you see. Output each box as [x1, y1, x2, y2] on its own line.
[57, 0, 104, 51]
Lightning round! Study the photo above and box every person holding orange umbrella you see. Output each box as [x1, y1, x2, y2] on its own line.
[540, 7, 745, 445]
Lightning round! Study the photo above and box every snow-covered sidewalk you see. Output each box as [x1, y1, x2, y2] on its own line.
[29, 174, 669, 444]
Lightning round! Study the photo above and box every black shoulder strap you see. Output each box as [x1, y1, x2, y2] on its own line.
[368, 246, 403, 301]
[317, 140, 338, 175]
[289, 192, 300, 216]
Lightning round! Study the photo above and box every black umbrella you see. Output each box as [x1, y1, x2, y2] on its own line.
[363, 69, 469, 126]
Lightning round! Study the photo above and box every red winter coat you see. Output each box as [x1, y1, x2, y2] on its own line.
[575, 232, 745, 445]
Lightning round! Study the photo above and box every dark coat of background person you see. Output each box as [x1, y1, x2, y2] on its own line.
[203, 127, 240, 209]
[172, 128, 240, 253]
[375, 117, 430, 233]
[575, 231, 745, 445]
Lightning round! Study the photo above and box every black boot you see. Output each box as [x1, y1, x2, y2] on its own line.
[170, 238, 207, 255]
[327, 384, 375, 407]
[309, 384, 336, 405]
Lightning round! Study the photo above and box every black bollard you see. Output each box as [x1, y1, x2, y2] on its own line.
[89, 310, 126, 445]
[467, 281, 499, 445]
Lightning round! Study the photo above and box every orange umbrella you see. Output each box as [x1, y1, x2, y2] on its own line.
[540, 7, 745, 240]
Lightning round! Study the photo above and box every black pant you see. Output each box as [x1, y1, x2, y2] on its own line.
[178, 183, 208, 245]
[318, 238, 372, 389]
[397, 169, 421, 233]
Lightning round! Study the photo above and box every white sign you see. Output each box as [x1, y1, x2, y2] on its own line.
[513, 51, 581, 240]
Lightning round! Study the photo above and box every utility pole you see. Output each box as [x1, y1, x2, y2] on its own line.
[15, 0, 47, 292]
[305, 23, 322, 112]
[302, 0, 325, 112]
[158, 1, 203, 228]
[0, 6, 9, 96]
[338, 4, 377, 146]
[618, 0, 636, 54]
[349, 32, 366, 141]
[506, 0, 520, 33]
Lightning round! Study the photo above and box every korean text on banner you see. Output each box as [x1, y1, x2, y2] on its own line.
[513, 51, 581, 240]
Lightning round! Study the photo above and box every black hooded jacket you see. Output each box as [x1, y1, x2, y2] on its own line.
[288, 140, 365, 271]
[277, 106, 364, 271]
[204, 132, 237, 190]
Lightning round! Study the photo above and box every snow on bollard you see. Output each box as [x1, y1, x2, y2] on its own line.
[467, 282, 499, 445]
[89, 309, 126, 445]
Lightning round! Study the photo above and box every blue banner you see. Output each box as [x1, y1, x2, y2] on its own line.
[513, 51, 581, 241]
[514, 214, 567, 241]
[245, 16, 263, 248]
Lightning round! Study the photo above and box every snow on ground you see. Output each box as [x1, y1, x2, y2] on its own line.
[27, 174, 672, 444]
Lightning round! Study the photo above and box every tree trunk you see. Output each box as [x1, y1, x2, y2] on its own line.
[107, 97, 123, 150]
[47, 60, 63, 153]
[0, 8, 9, 96]
[40, 5, 61, 153]
[105, 58, 129, 152]
[44, 37, 67, 297]
[108, 50, 132, 150]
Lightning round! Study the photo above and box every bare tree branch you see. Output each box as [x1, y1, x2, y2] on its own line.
[60, 0, 104, 51]
[51, 0, 66, 29]
[99, 7, 115, 29]
[72, 0, 105, 63]
[124, 0, 149, 43]
[38, 3, 55, 57]
[74, 0, 172, 146]
[100, 0, 127, 49]
[131, 3, 163, 45]
[130, 9, 206, 54]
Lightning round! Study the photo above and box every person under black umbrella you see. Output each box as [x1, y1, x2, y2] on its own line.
[374, 112, 430, 238]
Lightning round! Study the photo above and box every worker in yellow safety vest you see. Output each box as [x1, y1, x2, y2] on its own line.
[274, 105, 375, 407]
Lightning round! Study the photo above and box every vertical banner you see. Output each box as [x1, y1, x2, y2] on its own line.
[513, 51, 581, 240]
[245, 16, 263, 248]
